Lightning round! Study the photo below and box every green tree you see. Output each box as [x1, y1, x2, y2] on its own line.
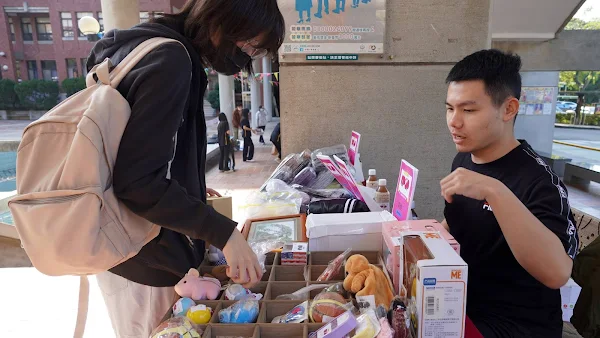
[0, 79, 19, 109]
[14, 80, 59, 110]
[61, 77, 86, 97]
[565, 17, 600, 30]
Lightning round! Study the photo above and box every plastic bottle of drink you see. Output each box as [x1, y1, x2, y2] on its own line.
[375, 179, 390, 212]
[366, 169, 378, 189]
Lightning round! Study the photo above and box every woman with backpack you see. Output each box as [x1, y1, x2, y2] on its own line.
[85, 0, 284, 336]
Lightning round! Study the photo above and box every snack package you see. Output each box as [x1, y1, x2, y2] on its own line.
[150, 316, 203, 338]
[316, 248, 352, 282]
[272, 301, 310, 323]
[309, 292, 355, 323]
[353, 310, 382, 338]
[388, 299, 411, 338]
[218, 299, 260, 324]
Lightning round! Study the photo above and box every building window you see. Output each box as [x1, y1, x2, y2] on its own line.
[41, 60, 58, 81]
[15, 62, 22, 80]
[21, 18, 33, 41]
[81, 58, 88, 76]
[36, 17, 53, 41]
[61, 12, 74, 37]
[76, 12, 93, 37]
[66, 59, 79, 78]
[9, 18, 15, 41]
[97, 12, 104, 32]
[27, 61, 38, 80]
[140, 12, 150, 23]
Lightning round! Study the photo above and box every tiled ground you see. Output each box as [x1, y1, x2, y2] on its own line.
[567, 181, 600, 219]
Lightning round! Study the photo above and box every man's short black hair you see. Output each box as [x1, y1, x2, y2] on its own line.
[446, 49, 522, 108]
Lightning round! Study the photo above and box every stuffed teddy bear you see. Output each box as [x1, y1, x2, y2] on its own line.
[175, 268, 221, 300]
[343, 254, 394, 310]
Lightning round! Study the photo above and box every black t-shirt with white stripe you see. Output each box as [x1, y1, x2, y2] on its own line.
[444, 140, 578, 338]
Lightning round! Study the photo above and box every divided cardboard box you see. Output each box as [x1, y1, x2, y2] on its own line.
[160, 251, 393, 338]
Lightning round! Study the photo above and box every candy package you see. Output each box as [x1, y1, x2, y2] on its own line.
[272, 301, 310, 323]
[316, 248, 352, 282]
[218, 299, 260, 324]
[150, 316, 203, 338]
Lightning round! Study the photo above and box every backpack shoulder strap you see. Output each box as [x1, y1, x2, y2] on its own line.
[109, 37, 191, 88]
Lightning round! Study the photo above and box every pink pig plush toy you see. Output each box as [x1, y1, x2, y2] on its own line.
[175, 268, 222, 300]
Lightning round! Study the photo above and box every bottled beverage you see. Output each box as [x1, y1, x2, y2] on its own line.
[375, 179, 390, 211]
[366, 169, 378, 189]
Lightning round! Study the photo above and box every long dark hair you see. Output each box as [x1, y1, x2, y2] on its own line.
[153, 0, 285, 73]
[241, 108, 250, 119]
[218, 112, 228, 122]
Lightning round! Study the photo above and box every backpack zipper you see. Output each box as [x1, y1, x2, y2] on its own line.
[11, 194, 86, 205]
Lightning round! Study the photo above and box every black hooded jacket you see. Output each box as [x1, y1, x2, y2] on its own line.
[87, 20, 237, 286]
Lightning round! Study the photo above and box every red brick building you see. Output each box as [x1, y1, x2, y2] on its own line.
[0, 0, 186, 83]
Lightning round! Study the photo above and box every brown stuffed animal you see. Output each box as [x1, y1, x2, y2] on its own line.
[343, 254, 394, 310]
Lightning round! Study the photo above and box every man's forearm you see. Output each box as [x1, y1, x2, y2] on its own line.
[486, 181, 572, 289]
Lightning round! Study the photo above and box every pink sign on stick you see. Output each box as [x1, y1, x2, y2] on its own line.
[391, 160, 419, 221]
[317, 155, 364, 201]
[348, 131, 361, 166]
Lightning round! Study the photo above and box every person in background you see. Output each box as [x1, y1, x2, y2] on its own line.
[256, 105, 268, 144]
[232, 104, 242, 151]
[85, 0, 285, 336]
[217, 113, 231, 172]
[441, 49, 577, 338]
[270, 122, 281, 161]
[241, 108, 254, 162]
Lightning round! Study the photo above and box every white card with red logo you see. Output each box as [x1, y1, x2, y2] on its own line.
[392, 159, 419, 221]
[348, 131, 361, 166]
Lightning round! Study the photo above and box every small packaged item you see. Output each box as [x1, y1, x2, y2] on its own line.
[353, 310, 381, 338]
[292, 167, 318, 186]
[186, 304, 213, 325]
[389, 299, 411, 338]
[224, 284, 263, 301]
[150, 316, 203, 338]
[281, 242, 309, 265]
[316, 248, 352, 282]
[275, 284, 328, 300]
[272, 301, 310, 323]
[376, 306, 394, 338]
[309, 311, 358, 338]
[309, 292, 355, 323]
[218, 299, 260, 324]
[173, 297, 196, 317]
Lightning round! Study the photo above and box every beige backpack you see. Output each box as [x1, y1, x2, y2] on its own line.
[8, 37, 188, 276]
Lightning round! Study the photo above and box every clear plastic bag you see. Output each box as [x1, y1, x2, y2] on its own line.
[265, 179, 310, 206]
[292, 184, 353, 200]
[292, 167, 317, 186]
[311, 145, 350, 173]
[239, 190, 302, 219]
[275, 284, 329, 300]
[353, 309, 382, 338]
[316, 248, 352, 282]
[309, 294, 357, 323]
[260, 150, 312, 190]
[150, 316, 203, 338]
[249, 239, 286, 272]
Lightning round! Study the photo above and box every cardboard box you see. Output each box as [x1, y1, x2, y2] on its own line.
[281, 242, 308, 265]
[207, 196, 233, 219]
[400, 231, 468, 338]
[560, 278, 582, 322]
[382, 220, 460, 293]
[306, 211, 396, 251]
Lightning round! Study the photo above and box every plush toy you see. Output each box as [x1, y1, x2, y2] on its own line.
[343, 254, 394, 310]
[175, 268, 221, 301]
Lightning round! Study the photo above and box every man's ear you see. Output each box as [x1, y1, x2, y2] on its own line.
[504, 98, 519, 122]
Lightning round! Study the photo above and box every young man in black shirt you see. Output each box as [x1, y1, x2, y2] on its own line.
[441, 49, 578, 338]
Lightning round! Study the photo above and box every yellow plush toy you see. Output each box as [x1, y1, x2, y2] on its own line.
[343, 254, 394, 310]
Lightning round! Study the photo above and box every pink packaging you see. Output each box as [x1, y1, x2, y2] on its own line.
[382, 220, 460, 294]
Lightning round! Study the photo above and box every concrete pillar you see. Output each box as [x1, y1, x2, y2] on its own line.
[100, 0, 140, 31]
[262, 56, 273, 122]
[281, 0, 491, 220]
[250, 59, 261, 128]
[514, 72, 560, 154]
[218, 74, 235, 125]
